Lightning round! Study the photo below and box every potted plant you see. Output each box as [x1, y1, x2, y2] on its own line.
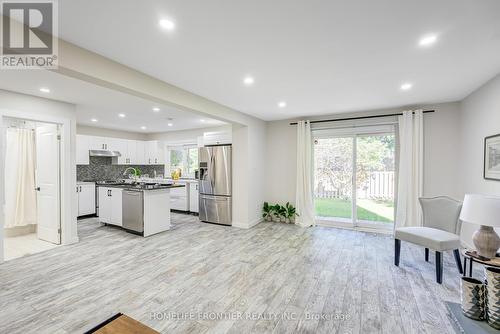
[277, 205, 287, 223]
[270, 204, 280, 222]
[262, 202, 274, 222]
[285, 202, 299, 223]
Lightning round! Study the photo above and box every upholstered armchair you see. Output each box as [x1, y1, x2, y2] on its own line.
[394, 196, 463, 284]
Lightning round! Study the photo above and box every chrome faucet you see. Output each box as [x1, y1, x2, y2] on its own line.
[123, 167, 139, 178]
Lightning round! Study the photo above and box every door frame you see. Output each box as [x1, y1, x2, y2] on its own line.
[0, 109, 75, 263]
[313, 124, 397, 232]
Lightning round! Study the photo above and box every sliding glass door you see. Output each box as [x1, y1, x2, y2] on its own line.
[314, 136, 354, 227]
[313, 126, 396, 231]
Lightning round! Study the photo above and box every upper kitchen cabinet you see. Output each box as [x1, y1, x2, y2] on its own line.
[110, 138, 128, 164]
[90, 136, 111, 150]
[126, 140, 137, 164]
[135, 141, 146, 165]
[203, 131, 232, 146]
[104, 138, 137, 165]
[76, 134, 91, 165]
[145, 141, 164, 165]
[76, 135, 164, 165]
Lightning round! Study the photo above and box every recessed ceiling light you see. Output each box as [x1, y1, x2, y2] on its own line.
[200, 119, 205, 122]
[400, 83, 413, 91]
[152, 107, 160, 112]
[118, 113, 126, 118]
[140, 126, 147, 130]
[278, 101, 287, 108]
[91, 118, 98, 122]
[39, 87, 50, 93]
[159, 19, 175, 31]
[167, 123, 173, 127]
[243, 76, 254, 86]
[419, 34, 438, 47]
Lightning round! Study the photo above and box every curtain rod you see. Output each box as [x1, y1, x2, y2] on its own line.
[289, 110, 435, 125]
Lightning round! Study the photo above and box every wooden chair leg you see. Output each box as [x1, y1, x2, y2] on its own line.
[436, 251, 443, 284]
[425, 248, 429, 262]
[453, 249, 463, 274]
[395, 239, 401, 266]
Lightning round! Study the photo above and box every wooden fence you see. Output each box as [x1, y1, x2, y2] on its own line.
[315, 171, 395, 200]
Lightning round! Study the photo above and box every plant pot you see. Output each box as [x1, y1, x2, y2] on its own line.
[461, 277, 485, 320]
[285, 218, 291, 224]
[485, 266, 500, 329]
[265, 216, 272, 222]
[280, 217, 286, 223]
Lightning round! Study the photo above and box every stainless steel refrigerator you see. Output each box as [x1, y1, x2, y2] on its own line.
[198, 145, 232, 225]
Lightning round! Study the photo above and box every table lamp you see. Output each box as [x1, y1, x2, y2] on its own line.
[460, 194, 500, 259]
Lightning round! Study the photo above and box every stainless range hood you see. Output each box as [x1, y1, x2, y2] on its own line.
[89, 150, 121, 157]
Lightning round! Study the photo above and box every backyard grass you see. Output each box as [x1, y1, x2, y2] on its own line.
[315, 198, 394, 223]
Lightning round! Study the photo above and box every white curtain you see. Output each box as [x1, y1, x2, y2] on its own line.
[395, 110, 424, 229]
[4, 128, 37, 228]
[295, 120, 315, 227]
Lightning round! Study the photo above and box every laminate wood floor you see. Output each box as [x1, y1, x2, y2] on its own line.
[0, 214, 479, 334]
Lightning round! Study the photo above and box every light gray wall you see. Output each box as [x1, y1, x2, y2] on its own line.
[423, 102, 462, 199]
[459, 73, 500, 247]
[265, 102, 463, 206]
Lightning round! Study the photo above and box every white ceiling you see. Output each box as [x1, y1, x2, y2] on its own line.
[0, 70, 226, 133]
[55, 0, 500, 121]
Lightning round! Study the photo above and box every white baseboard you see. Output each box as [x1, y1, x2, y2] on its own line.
[233, 217, 263, 229]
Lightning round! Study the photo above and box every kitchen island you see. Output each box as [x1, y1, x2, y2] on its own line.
[97, 182, 185, 237]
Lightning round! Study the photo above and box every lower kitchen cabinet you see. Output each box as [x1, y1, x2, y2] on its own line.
[189, 182, 199, 213]
[98, 187, 123, 226]
[77, 183, 95, 217]
[170, 185, 189, 211]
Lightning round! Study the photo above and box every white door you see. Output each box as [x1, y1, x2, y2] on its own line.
[35, 124, 61, 244]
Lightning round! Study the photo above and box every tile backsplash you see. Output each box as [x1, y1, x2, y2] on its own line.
[77, 156, 165, 181]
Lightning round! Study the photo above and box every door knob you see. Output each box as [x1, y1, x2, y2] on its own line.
[35, 187, 41, 191]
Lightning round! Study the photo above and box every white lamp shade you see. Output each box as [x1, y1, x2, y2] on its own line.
[460, 194, 500, 227]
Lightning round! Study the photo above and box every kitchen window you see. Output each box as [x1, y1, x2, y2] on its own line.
[167, 145, 198, 178]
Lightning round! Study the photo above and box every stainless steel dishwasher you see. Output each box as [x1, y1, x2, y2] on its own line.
[122, 189, 144, 234]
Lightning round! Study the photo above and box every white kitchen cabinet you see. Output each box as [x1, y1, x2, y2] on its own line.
[203, 131, 232, 146]
[98, 187, 111, 224]
[91, 136, 111, 150]
[111, 138, 138, 165]
[77, 134, 164, 165]
[145, 141, 164, 165]
[110, 188, 123, 226]
[111, 138, 128, 164]
[170, 185, 189, 211]
[77, 183, 95, 216]
[76, 135, 91, 165]
[189, 182, 199, 213]
[127, 140, 137, 164]
[135, 141, 146, 165]
[98, 187, 122, 226]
